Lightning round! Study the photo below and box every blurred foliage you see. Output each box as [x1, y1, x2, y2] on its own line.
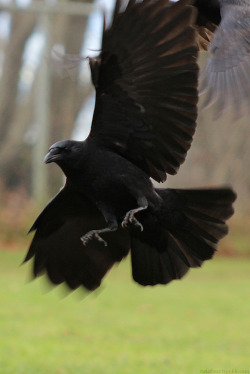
[0, 187, 39, 245]
[217, 216, 250, 257]
[0, 187, 249, 257]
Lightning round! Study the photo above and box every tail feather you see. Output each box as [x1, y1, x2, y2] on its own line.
[130, 187, 236, 286]
[184, 217, 227, 243]
[177, 188, 235, 220]
[167, 233, 202, 268]
[131, 238, 190, 286]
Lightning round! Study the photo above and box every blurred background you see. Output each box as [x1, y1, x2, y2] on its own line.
[0, 1, 249, 373]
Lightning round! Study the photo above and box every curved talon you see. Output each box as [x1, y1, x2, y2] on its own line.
[122, 211, 144, 231]
[132, 217, 143, 232]
[81, 231, 108, 247]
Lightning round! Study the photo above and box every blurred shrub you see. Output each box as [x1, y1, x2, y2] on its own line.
[0, 186, 39, 246]
[0, 185, 249, 257]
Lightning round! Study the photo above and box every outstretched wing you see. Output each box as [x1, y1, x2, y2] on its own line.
[24, 185, 130, 291]
[199, 1, 250, 117]
[88, 0, 199, 183]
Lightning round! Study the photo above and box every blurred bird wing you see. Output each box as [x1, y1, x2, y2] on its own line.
[200, 2, 250, 117]
[88, 0, 199, 183]
[196, 22, 217, 50]
[25, 185, 130, 291]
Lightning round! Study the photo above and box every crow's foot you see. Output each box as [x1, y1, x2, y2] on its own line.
[121, 207, 146, 231]
[81, 230, 108, 247]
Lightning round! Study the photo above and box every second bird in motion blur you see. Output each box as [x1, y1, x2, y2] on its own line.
[194, 0, 250, 118]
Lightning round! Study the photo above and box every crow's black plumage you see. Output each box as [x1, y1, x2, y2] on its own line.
[24, 0, 236, 292]
[194, 0, 250, 117]
[195, 0, 221, 29]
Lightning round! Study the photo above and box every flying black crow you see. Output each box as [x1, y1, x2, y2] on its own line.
[24, 0, 236, 292]
[194, 0, 250, 118]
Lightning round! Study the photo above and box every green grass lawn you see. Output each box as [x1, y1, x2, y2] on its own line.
[0, 249, 249, 374]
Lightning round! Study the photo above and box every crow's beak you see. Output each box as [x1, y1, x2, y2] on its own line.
[44, 148, 62, 164]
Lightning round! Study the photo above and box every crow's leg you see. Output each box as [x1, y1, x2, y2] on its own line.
[81, 226, 117, 247]
[81, 203, 118, 247]
[122, 197, 148, 231]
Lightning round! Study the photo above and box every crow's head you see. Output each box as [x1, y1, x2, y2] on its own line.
[44, 140, 83, 175]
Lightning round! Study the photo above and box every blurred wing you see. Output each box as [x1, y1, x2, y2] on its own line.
[89, 0, 199, 183]
[50, 48, 88, 81]
[24, 185, 130, 291]
[196, 23, 217, 50]
[200, 2, 250, 118]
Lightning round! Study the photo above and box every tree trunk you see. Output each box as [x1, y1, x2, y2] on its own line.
[0, 1, 94, 199]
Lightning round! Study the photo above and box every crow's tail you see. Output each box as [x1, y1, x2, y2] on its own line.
[130, 188, 236, 286]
